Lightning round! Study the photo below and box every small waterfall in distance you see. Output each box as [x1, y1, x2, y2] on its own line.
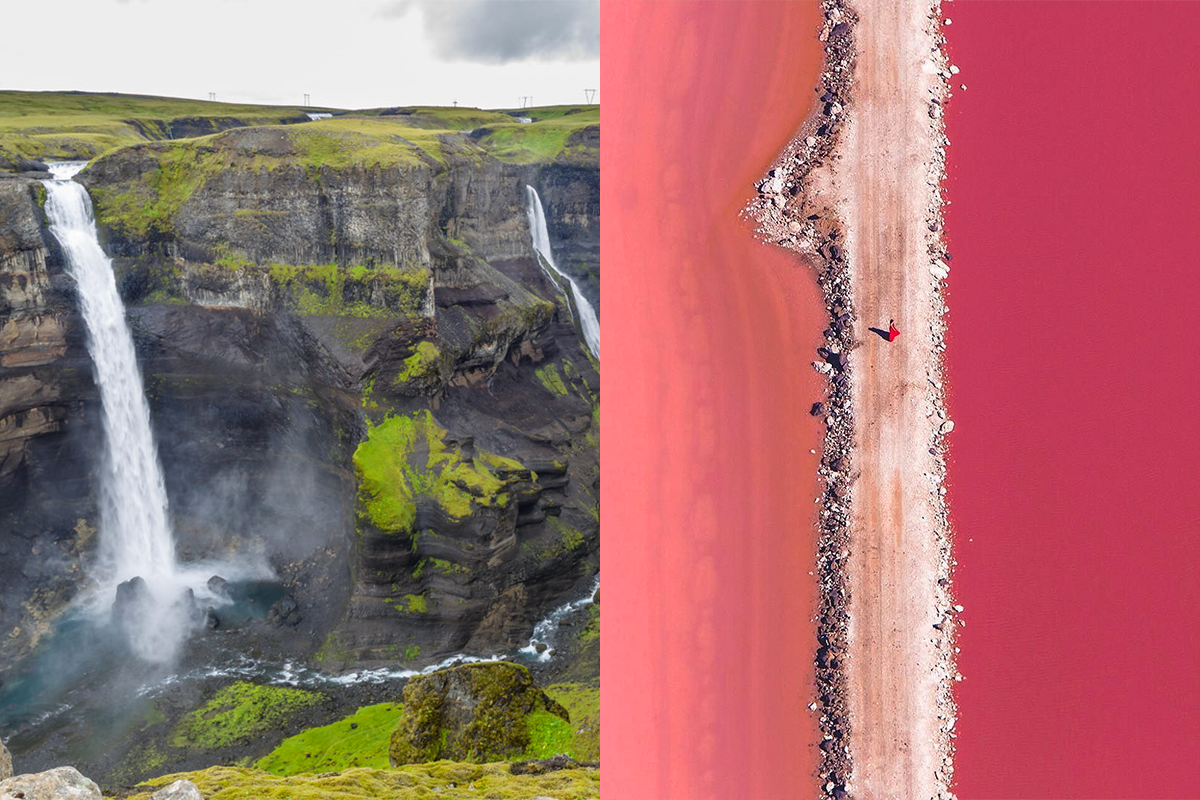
[524, 185, 600, 359]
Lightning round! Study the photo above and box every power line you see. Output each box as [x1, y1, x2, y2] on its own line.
[584, 89, 597, 104]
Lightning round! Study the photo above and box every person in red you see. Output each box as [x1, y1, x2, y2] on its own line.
[887, 319, 900, 342]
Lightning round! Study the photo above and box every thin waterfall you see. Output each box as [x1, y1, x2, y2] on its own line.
[524, 185, 600, 359]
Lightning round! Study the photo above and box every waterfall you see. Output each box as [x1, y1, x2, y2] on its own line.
[519, 576, 600, 662]
[524, 185, 600, 359]
[43, 162, 192, 662]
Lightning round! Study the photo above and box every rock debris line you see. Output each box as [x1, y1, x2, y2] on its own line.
[747, 1, 960, 798]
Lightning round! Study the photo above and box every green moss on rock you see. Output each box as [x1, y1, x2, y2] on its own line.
[388, 662, 569, 766]
[126, 763, 599, 800]
[171, 681, 325, 749]
[535, 364, 569, 397]
[269, 261, 431, 319]
[353, 410, 528, 534]
[395, 340, 444, 386]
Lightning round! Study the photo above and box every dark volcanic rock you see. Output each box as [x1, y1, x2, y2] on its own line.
[510, 754, 597, 775]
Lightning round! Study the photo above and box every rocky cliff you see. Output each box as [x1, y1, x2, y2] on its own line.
[0, 116, 599, 683]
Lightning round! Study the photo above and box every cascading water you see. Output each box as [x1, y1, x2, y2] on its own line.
[524, 185, 600, 359]
[519, 576, 600, 662]
[42, 162, 193, 662]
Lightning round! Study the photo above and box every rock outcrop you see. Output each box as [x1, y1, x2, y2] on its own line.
[388, 662, 569, 765]
[0, 766, 102, 800]
[0, 737, 11, 779]
[0, 176, 98, 675]
[149, 779, 204, 800]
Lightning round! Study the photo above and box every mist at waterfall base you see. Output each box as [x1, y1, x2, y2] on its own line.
[40, 162, 273, 665]
[525, 185, 600, 359]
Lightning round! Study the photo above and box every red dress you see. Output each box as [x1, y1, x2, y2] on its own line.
[887, 322, 900, 342]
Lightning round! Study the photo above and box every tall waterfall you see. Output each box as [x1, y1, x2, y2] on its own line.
[524, 186, 600, 359]
[43, 162, 189, 662]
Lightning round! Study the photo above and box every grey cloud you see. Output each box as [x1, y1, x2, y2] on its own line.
[378, 0, 598, 64]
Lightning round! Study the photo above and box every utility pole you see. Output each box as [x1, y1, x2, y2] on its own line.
[453, 100, 458, 107]
[584, 89, 597, 104]
[303, 93, 310, 107]
[208, 92, 216, 102]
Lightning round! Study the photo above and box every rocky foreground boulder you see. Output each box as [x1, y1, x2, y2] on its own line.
[149, 779, 204, 800]
[389, 662, 569, 765]
[0, 766, 101, 800]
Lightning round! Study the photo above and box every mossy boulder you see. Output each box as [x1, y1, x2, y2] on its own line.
[388, 662, 569, 765]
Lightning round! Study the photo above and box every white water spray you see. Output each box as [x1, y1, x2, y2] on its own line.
[43, 162, 192, 662]
[524, 186, 600, 359]
[519, 576, 600, 662]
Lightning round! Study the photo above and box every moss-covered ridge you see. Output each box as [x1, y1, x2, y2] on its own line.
[170, 681, 326, 750]
[126, 763, 599, 800]
[388, 662, 569, 765]
[353, 410, 529, 534]
[0, 90, 311, 165]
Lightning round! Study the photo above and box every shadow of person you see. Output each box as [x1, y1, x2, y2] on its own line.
[868, 327, 891, 341]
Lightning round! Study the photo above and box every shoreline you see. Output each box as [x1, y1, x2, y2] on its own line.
[748, 1, 959, 797]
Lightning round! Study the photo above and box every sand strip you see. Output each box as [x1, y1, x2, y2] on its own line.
[748, 1, 959, 798]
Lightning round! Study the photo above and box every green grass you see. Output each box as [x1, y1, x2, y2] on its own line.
[541, 683, 600, 762]
[353, 410, 526, 534]
[256, 702, 404, 775]
[0, 92, 597, 169]
[494, 105, 598, 122]
[0, 90, 310, 163]
[350, 106, 521, 129]
[473, 108, 599, 165]
[171, 682, 326, 750]
[125, 763, 600, 800]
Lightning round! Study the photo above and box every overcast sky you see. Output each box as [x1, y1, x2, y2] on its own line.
[1, 0, 599, 110]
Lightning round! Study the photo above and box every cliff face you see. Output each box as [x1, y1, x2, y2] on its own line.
[0, 177, 100, 671]
[0, 124, 599, 679]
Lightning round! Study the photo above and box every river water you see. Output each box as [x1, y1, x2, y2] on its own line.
[945, 3, 1200, 795]
[603, 2, 826, 797]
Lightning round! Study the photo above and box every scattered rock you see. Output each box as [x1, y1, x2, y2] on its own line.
[940, 420, 955, 434]
[810, 402, 826, 416]
[206, 575, 229, 595]
[149, 779, 204, 800]
[0, 767, 102, 800]
[511, 754, 597, 776]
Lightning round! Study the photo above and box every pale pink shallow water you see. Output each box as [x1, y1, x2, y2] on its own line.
[602, 2, 826, 798]
[945, 3, 1200, 796]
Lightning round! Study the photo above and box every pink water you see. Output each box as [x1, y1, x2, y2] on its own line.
[945, 3, 1200, 796]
